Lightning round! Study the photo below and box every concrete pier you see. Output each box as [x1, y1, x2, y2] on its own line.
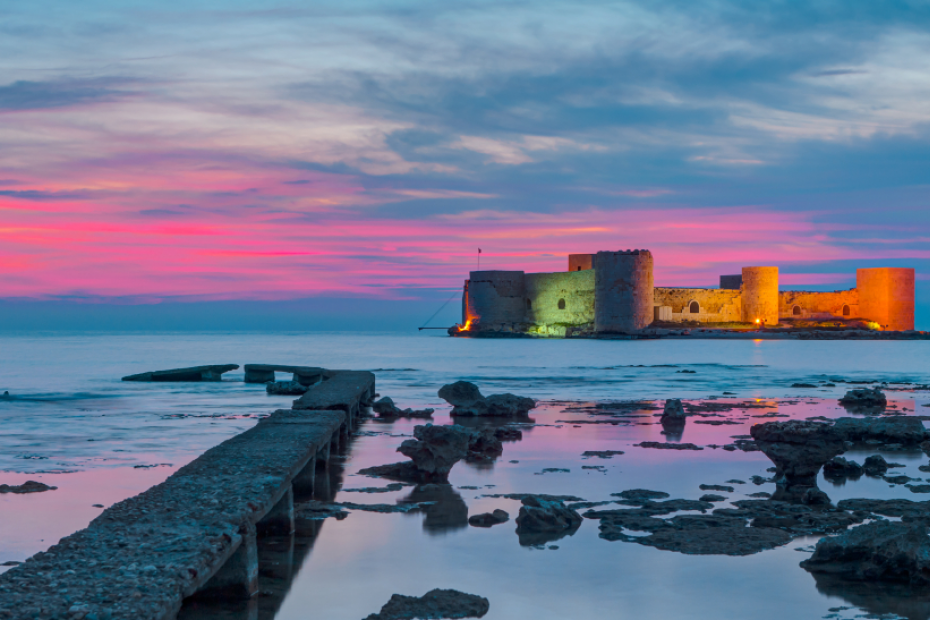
[292, 370, 376, 433]
[243, 364, 325, 386]
[0, 405, 355, 620]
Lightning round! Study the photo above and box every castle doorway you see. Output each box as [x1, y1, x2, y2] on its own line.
[558, 298, 566, 310]
[792, 305, 801, 316]
[842, 305, 850, 316]
[688, 301, 700, 314]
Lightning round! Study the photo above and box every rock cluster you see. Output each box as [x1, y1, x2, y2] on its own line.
[661, 398, 686, 420]
[832, 416, 927, 445]
[823, 457, 863, 479]
[372, 396, 435, 419]
[265, 380, 309, 395]
[438, 381, 536, 417]
[468, 509, 510, 528]
[364, 588, 490, 620]
[515, 496, 583, 546]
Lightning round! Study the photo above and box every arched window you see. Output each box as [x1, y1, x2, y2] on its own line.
[558, 298, 566, 310]
[792, 305, 801, 316]
[526, 299, 532, 310]
[842, 304, 850, 316]
[688, 301, 699, 314]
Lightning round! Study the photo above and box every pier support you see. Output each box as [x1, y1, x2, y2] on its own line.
[257, 487, 294, 537]
[199, 524, 258, 600]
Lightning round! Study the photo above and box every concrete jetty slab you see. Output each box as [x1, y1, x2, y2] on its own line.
[292, 371, 376, 432]
[0, 407, 345, 620]
[243, 364, 325, 385]
[122, 364, 240, 382]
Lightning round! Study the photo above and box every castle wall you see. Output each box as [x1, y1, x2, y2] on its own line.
[857, 268, 915, 331]
[741, 266, 779, 325]
[594, 250, 654, 333]
[779, 289, 858, 319]
[654, 288, 741, 323]
[525, 270, 595, 326]
[466, 270, 526, 330]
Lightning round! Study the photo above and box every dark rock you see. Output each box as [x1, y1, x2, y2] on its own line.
[373, 397, 434, 419]
[750, 475, 772, 485]
[468, 509, 510, 527]
[833, 416, 927, 445]
[863, 455, 889, 477]
[581, 450, 625, 459]
[358, 461, 422, 482]
[465, 428, 503, 463]
[731, 499, 865, 535]
[121, 364, 239, 382]
[294, 500, 349, 521]
[700, 494, 727, 502]
[747, 492, 772, 498]
[265, 380, 309, 395]
[537, 468, 569, 474]
[0, 480, 57, 494]
[338, 501, 428, 514]
[635, 441, 703, 451]
[438, 381, 536, 417]
[838, 387, 888, 412]
[885, 475, 914, 485]
[636, 522, 792, 556]
[908, 484, 930, 494]
[699, 484, 734, 492]
[823, 457, 864, 479]
[364, 588, 490, 620]
[750, 420, 845, 502]
[801, 520, 930, 585]
[481, 493, 585, 502]
[396, 424, 473, 481]
[342, 483, 408, 493]
[662, 398, 685, 420]
[792, 383, 818, 388]
[610, 489, 670, 503]
[515, 496, 583, 546]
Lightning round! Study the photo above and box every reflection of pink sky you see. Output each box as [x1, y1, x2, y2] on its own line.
[3, 163, 929, 299]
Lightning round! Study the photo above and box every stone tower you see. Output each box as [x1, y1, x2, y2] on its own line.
[594, 250, 654, 333]
[740, 266, 779, 326]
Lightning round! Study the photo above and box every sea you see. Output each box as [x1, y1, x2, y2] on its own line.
[2, 332, 929, 619]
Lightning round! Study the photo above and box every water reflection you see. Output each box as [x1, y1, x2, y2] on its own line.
[810, 572, 930, 620]
[402, 483, 469, 534]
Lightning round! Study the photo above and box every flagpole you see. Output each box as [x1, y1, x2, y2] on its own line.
[477, 248, 481, 270]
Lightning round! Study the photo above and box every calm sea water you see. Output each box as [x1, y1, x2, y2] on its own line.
[1, 333, 929, 619]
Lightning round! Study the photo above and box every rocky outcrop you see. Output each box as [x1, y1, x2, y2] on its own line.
[801, 521, 930, 585]
[863, 455, 890, 477]
[364, 589, 490, 620]
[0, 480, 57, 494]
[265, 380, 309, 395]
[372, 397, 435, 419]
[121, 364, 239, 382]
[397, 425, 473, 481]
[515, 496, 583, 546]
[465, 428, 503, 463]
[749, 420, 845, 503]
[468, 509, 510, 527]
[493, 427, 523, 441]
[662, 398, 686, 420]
[832, 417, 927, 445]
[838, 387, 887, 412]
[438, 381, 536, 417]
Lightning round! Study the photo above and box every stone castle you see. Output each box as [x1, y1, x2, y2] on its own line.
[456, 250, 915, 336]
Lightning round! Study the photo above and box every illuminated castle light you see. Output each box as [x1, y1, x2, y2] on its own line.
[455, 250, 915, 337]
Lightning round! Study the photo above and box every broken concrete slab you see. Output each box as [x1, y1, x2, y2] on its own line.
[122, 364, 239, 382]
[243, 364, 325, 385]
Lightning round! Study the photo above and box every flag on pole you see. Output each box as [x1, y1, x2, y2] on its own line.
[478, 248, 482, 253]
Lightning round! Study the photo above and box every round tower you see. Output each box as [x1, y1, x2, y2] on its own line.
[465, 271, 526, 331]
[594, 250, 654, 333]
[741, 266, 779, 326]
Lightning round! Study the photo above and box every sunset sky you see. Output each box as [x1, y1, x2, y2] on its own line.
[2, 1, 928, 328]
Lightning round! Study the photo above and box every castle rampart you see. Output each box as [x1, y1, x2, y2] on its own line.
[456, 250, 916, 337]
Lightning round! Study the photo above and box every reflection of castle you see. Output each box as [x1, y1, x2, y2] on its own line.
[458, 250, 915, 336]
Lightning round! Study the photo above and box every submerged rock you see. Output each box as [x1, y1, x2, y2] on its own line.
[364, 588, 490, 620]
[0, 480, 57, 494]
[373, 396, 434, 419]
[466, 428, 503, 463]
[515, 496, 583, 546]
[801, 521, 930, 585]
[397, 424, 473, 481]
[635, 441, 703, 451]
[699, 484, 734, 493]
[438, 381, 536, 417]
[121, 364, 239, 382]
[493, 427, 523, 441]
[637, 521, 792, 556]
[661, 398, 686, 420]
[610, 489, 670, 503]
[581, 450, 625, 459]
[468, 509, 510, 528]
